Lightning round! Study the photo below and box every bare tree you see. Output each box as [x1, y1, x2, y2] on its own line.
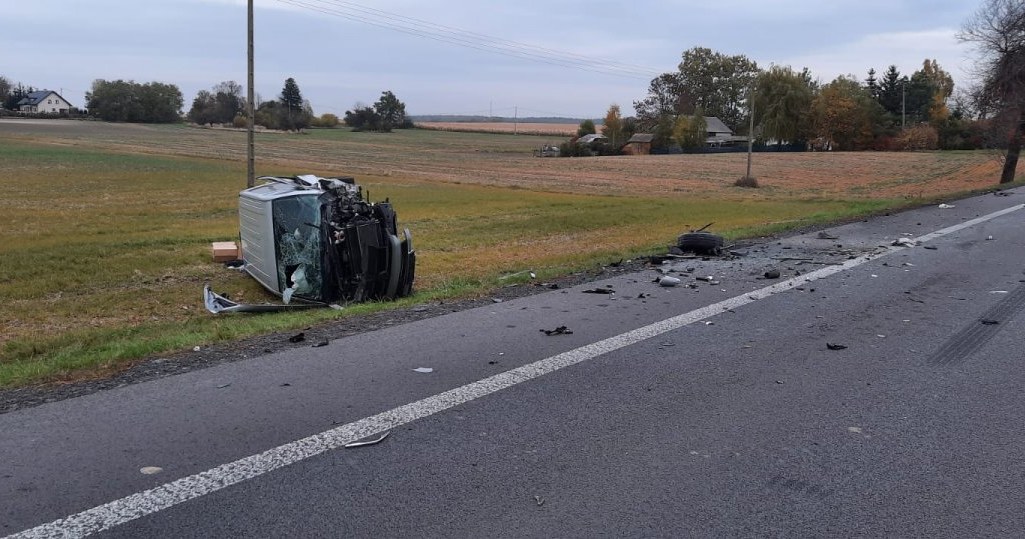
[959, 0, 1025, 183]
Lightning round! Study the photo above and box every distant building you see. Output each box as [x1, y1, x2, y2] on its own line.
[621, 133, 654, 155]
[17, 90, 73, 114]
[576, 133, 607, 145]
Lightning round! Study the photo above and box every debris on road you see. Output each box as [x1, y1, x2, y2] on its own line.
[534, 495, 546, 506]
[582, 287, 614, 294]
[892, 237, 916, 247]
[816, 231, 839, 240]
[139, 467, 163, 475]
[412, 367, 434, 373]
[217, 383, 231, 389]
[677, 223, 725, 255]
[923, 245, 938, 250]
[344, 431, 390, 448]
[696, 275, 715, 282]
[826, 343, 848, 350]
[981, 319, 1000, 325]
[204, 284, 328, 314]
[540, 326, 573, 336]
[288, 332, 306, 343]
[659, 276, 681, 287]
[312, 340, 329, 347]
[764, 269, 781, 279]
[938, 203, 955, 209]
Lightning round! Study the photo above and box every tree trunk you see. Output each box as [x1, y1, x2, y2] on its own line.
[1001, 110, 1024, 184]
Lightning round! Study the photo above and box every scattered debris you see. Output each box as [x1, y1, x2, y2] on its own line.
[223, 259, 245, 269]
[534, 495, 546, 506]
[990, 290, 1009, 294]
[217, 383, 232, 389]
[582, 288, 614, 294]
[492, 298, 503, 303]
[986, 235, 994, 241]
[139, 467, 163, 475]
[312, 340, 330, 347]
[816, 231, 839, 240]
[288, 332, 306, 343]
[981, 319, 1000, 325]
[938, 203, 955, 209]
[500, 270, 535, 280]
[637, 293, 651, 299]
[922, 245, 938, 250]
[193, 346, 201, 352]
[540, 326, 573, 336]
[659, 276, 681, 287]
[764, 269, 781, 279]
[891, 237, 916, 247]
[344, 431, 390, 448]
[826, 343, 848, 350]
[696, 275, 715, 282]
[412, 367, 434, 373]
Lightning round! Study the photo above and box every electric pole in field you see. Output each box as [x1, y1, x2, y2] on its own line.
[246, 0, 255, 188]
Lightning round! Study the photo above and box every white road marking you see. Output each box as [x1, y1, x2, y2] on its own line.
[8, 203, 1024, 539]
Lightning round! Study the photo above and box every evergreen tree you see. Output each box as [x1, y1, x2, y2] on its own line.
[865, 68, 880, 100]
[878, 65, 905, 117]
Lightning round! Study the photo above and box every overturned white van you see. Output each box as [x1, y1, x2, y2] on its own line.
[236, 174, 415, 304]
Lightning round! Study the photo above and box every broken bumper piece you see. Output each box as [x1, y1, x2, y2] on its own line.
[203, 284, 330, 314]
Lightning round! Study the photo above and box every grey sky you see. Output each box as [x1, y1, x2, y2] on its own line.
[3, 0, 980, 118]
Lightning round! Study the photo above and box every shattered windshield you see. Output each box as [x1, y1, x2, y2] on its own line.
[272, 194, 323, 301]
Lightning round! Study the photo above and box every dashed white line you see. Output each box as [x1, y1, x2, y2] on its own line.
[8, 202, 1023, 538]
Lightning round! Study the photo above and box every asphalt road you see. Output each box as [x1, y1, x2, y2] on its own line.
[3, 188, 1025, 538]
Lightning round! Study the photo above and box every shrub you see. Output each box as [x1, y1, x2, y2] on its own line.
[734, 176, 759, 188]
[897, 125, 939, 151]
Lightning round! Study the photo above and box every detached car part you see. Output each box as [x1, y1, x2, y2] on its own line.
[220, 174, 415, 310]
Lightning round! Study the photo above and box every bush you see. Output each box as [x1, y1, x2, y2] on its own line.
[232, 115, 248, 129]
[734, 176, 759, 188]
[558, 141, 592, 157]
[897, 125, 939, 151]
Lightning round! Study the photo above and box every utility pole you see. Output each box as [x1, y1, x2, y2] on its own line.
[746, 89, 754, 180]
[514, 106, 518, 135]
[246, 0, 255, 188]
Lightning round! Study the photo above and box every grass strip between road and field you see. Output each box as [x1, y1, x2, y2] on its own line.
[0, 130, 1015, 388]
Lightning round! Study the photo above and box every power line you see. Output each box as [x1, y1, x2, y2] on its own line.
[272, 0, 661, 80]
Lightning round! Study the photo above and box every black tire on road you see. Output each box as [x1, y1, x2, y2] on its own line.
[677, 232, 724, 254]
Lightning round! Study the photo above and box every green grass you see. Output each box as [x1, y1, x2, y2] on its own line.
[0, 130, 1008, 388]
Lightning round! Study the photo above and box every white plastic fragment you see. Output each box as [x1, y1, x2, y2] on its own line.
[938, 203, 955, 209]
[140, 467, 163, 475]
[344, 431, 390, 448]
[659, 276, 681, 287]
[413, 367, 434, 373]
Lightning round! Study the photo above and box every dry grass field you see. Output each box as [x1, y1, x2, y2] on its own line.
[416, 121, 578, 136]
[0, 118, 1014, 386]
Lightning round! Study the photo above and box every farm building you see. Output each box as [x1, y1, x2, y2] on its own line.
[576, 133, 607, 145]
[621, 133, 654, 155]
[17, 90, 73, 114]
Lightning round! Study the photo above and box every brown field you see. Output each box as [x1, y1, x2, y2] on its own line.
[416, 121, 578, 136]
[0, 119, 1003, 200]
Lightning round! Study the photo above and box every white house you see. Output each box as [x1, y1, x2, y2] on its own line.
[17, 90, 73, 113]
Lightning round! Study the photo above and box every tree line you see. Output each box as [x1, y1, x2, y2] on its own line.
[628, 47, 972, 153]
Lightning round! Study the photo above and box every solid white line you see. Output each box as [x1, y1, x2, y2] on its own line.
[8, 202, 1023, 538]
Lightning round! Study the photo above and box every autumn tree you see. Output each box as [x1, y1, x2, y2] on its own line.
[673, 109, 707, 151]
[677, 47, 759, 129]
[602, 104, 624, 147]
[811, 76, 884, 150]
[577, 119, 596, 137]
[959, 0, 1025, 183]
[753, 65, 814, 148]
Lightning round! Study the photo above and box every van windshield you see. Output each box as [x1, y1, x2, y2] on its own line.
[272, 194, 323, 301]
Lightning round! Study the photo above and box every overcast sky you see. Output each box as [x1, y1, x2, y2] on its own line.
[3, 0, 982, 119]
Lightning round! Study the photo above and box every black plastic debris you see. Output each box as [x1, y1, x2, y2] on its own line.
[312, 340, 329, 347]
[677, 231, 724, 255]
[826, 343, 847, 350]
[923, 245, 938, 250]
[223, 259, 245, 268]
[981, 319, 1000, 325]
[582, 288, 614, 294]
[288, 332, 306, 343]
[540, 326, 573, 336]
[816, 231, 839, 240]
[764, 269, 781, 279]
